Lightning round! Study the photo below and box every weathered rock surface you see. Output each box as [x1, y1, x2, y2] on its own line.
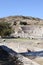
[0, 16, 43, 39]
[0, 45, 40, 65]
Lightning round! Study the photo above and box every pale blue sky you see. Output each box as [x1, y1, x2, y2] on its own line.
[0, 0, 43, 18]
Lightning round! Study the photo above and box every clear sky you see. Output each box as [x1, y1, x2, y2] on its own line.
[0, 0, 43, 18]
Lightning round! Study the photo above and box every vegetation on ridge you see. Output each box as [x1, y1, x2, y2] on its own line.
[0, 22, 13, 37]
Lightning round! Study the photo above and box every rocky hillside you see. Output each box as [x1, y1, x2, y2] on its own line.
[0, 16, 43, 24]
[0, 16, 43, 39]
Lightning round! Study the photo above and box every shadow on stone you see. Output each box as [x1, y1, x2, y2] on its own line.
[0, 45, 23, 65]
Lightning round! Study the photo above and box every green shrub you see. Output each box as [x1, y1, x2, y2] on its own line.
[14, 21, 17, 25]
[0, 22, 13, 37]
[20, 21, 27, 25]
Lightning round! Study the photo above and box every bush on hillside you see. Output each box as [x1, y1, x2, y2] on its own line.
[0, 22, 13, 37]
[20, 21, 27, 25]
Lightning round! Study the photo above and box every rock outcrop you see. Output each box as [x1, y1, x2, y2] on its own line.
[0, 16, 43, 39]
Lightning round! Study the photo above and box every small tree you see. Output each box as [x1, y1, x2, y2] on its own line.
[0, 22, 13, 37]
